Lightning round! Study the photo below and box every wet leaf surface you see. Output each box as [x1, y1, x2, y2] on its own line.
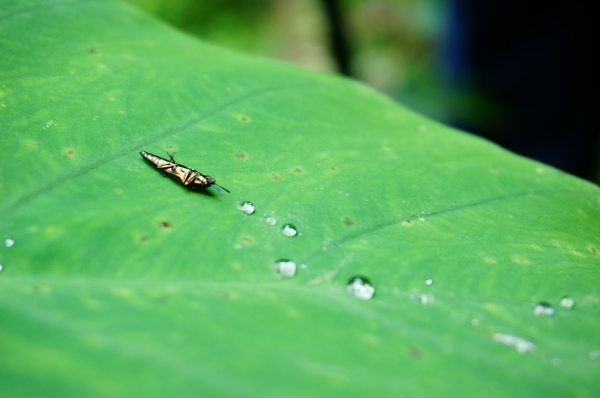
[1, 1, 600, 397]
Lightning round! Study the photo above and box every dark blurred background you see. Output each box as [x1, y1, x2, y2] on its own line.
[122, 0, 599, 183]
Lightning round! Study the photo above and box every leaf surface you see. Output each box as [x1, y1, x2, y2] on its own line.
[1, 1, 599, 397]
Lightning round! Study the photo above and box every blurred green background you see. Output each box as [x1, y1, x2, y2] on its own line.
[123, 0, 445, 116]
[122, 0, 600, 183]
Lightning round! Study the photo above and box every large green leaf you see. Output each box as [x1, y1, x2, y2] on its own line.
[1, 1, 599, 396]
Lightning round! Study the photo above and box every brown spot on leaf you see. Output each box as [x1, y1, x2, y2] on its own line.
[139, 235, 147, 242]
[87, 48, 97, 54]
[329, 166, 338, 171]
[155, 296, 168, 305]
[159, 221, 171, 229]
[65, 149, 74, 157]
[293, 167, 302, 173]
[219, 291, 232, 299]
[408, 346, 422, 359]
[235, 152, 248, 159]
[343, 217, 354, 226]
[241, 235, 254, 244]
[272, 174, 281, 180]
[446, 225, 452, 230]
[591, 247, 597, 254]
[166, 145, 175, 149]
[239, 116, 248, 122]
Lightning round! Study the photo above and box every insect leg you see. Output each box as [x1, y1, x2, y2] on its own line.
[167, 152, 176, 162]
[156, 162, 176, 170]
[183, 168, 196, 185]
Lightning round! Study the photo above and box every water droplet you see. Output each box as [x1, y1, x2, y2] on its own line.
[424, 277, 433, 286]
[0, 264, 3, 272]
[589, 351, 598, 360]
[346, 276, 375, 300]
[533, 302, 555, 317]
[238, 201, 255, 215]
[419, 294, 434, 305]
[264, 217, 277, 226]
[471, 318, 479, 326]
[559, 296, 574, 309]
[300, 264, 307, 269]
[5, 238, 15, 247]
[275, 259, 296, 278]
[234, 244, 242, 250]
[492, 333, 535, 353]
[281, 224, 297, 237]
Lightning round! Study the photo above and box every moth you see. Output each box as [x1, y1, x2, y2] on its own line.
[140, 150, 230, 194]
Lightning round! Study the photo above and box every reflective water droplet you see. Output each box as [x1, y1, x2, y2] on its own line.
[0, 264, 3, 272]
[559, 296, 574, 309]
[238, 201, 255, 215]
[419, 294, 434, 305]
[264, 217, 277, 226]
[234, 244, 242, 250]
[346, 276, 375, 300]
[424, 277, 433, 286]
[533, 302, 555, 317]
[281, 224, 297, 237]
[471, 318, 479, 326]
[589, 351, 598, 360]
[492, 333, 535, 353]
[5, 238, 15, 247]
[275, 259, 296, 278]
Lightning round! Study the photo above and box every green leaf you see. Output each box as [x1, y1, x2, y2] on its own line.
[1, 1, 599, 397]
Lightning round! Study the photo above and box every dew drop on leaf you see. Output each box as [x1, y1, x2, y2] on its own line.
[559, 296, 574, 309]
[275, 259, 296, 278]
[533, 302, 555, 317]
[424, 277, 433, 285]
[346, 276, 375, 300]
[4, 238, 15, 247]
[281, 224, 297, 237]
[238, 201, 255, 215]
[264, 217, 277, 226]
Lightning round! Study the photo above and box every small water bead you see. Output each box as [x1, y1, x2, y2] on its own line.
[589, 351, 598, 360]
[419, 294, 435, 305]
[424, 277, 433, 286]
[275, 259, 296, 278]
[5, 238, 15, 247]
[238, 201, 255, 215]
[264, 217, 277, 226]
[533, 302, 555, 317]
[281, 224, 297, 237]
[0, 264, 3, 272]
[346, 276, 375, 300]
[559, 296, 574, 309]
[492, 333, 535, 353]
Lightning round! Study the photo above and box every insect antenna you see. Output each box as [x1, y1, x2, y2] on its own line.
[213, 184, 230, 194]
